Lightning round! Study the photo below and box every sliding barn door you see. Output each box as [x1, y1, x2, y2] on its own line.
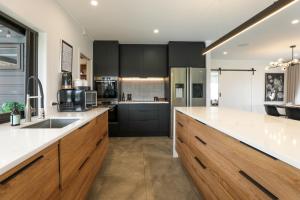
[218, 71, 253, 112]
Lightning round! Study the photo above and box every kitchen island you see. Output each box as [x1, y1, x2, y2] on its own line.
[174, 107, 300, 199]
[0, 107, 109, 200]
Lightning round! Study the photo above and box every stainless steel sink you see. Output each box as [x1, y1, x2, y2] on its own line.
[22, 118, 79, 129]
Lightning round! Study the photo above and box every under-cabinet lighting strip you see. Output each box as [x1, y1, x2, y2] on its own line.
[120, 77, 165, 81]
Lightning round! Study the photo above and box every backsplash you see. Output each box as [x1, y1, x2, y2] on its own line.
[120, 80, 166, 101]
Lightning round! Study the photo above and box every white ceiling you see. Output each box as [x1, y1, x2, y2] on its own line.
[56, 0, 274, 44]
[211, 1, 300, 61]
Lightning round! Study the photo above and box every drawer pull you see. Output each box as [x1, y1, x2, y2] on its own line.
[239, 170, 278, 200]
[240, 141, 277, 160]
[177, 137, 184, 143]
[96, 138, 103, 147]
[0, 155, 44, 185]
[177, 122, 184, 127]
[79, 122, 90, 129]
[79, 157, 90, 171]
[195, 136, 207, 145]
[194, 157, 206, 169]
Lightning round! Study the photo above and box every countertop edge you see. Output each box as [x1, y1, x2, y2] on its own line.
[0, 108, 109, 176]
[175, 107, 300, 170]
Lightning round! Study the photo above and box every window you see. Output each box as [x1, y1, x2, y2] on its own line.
[0, 11, 38, 124]
[210, 71, 219, 106]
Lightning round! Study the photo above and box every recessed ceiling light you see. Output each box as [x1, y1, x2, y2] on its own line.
[291, 19, 299, 25]
[223, 51, 228, 55]
[90, 0, 98, 6]
[0, 29, 2, 33]
[153, 29, 159, 34]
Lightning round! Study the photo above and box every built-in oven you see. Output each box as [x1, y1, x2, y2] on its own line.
[94, 76, 119, 103]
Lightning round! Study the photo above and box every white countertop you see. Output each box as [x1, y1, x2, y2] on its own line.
[174, 107, 300, 170]
[118, 101, 169, 104]
[0, 107, 109, 176]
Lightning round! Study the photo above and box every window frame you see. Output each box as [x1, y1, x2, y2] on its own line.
[0, 11, 38, 124]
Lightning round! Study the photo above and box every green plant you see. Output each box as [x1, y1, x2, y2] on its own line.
[1, 102, 25, 113]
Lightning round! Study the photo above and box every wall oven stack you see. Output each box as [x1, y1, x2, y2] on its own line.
[94, 76, 119, 136]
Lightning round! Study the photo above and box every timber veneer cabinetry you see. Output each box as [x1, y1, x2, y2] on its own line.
[0, 111, 109, 200]
[175, 111, 300, 200]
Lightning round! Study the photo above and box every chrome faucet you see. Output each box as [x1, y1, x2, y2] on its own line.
[25, 76, 45, 122]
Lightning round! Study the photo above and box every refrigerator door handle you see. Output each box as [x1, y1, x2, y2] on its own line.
[186, 68, 189, 107]
[188, 67, 192, 107]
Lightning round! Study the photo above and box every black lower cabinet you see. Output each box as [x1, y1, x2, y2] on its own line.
[117, 104, 170, 137]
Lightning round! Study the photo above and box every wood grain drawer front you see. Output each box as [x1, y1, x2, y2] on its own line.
[60, 120, 96, 189]
[189, 138, 271, 200]
[176, 111, 189, 144]
[62, 135, 109, 200]
[189, 118, 300, 199]
[97, 111, 108, 135]
[0, 143, 59, 200]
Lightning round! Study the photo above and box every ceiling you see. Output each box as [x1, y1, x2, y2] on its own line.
[56, 0, 274, 44]
[211, 1, 300, 61]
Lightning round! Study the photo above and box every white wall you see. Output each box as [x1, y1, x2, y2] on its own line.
[210, 59, 287, 113]
[0, 0, 93, 111]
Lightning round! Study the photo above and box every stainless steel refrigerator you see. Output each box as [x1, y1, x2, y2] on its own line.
[170, 68, 206, 137]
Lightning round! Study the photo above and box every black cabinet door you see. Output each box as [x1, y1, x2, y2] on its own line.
[118, 104, 129, 136]
[93, 41, 119, 76]
[188, 42, 206, 68]
[168, 42, 189, 67]
[168, 42, 206, 68]
[158, 104, 170, 136]
[120, 44, 144, 77]
[143, 45, 168, 77]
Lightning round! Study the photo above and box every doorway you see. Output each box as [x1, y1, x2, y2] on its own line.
[80, 53, 92, 88]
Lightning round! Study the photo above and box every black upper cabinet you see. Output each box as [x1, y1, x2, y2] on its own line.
[120, 44, 144, 77]
[143, 45, 168, 77]
[93, 41, 119, 76]
[120, 44, 168, 77]
[168, 42, 206, 68]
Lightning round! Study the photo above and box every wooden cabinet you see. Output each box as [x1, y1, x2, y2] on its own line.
[120, 44, 168, 77]
[0, 143, 60, 200]
[118, 104, 170, 137]
[176, 111, 300, 200]
[60, 112, 109, 199]
[168, 42, 206, 68]
[93, 41, 119, 76]
[0, 112, 109, 200]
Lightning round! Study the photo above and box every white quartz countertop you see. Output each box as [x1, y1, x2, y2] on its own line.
[175, 107, 300, 170]
[118, 101, 169, 104]
[0, 107, 109, 176]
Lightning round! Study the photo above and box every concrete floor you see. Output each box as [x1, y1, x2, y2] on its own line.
[87, 137, 202, 200]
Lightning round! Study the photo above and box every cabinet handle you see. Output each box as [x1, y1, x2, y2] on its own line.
[239, 170, 278, 200]
[194, 156, 206, 169]
[96, 138, 103, 147]
[177, 137, 184, 143]
[195, 136, 207, 145]
[79, 122, 90, 129]
[0, 155, 44, 185]
[79, 157, 90, 171]
[177, 122, 184, 127]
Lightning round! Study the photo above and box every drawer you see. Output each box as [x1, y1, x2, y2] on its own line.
[175, 111, 189, 144]
[129, 120, 159, 136]
[60, 120, 97, 189]
[129, 109, 158, 121]
[0, 143, 59, 200]
[189, 118, 300, 199]
[62, 134, 109, 200]
[176, 138, 218, 200]
[129, 104, 158, 111]
[189, 136, 270, 200]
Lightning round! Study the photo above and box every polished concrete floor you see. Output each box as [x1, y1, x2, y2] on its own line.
[88, 137, 202, 200]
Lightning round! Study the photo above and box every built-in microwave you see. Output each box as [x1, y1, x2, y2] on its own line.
[94, 76, 119, 103]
